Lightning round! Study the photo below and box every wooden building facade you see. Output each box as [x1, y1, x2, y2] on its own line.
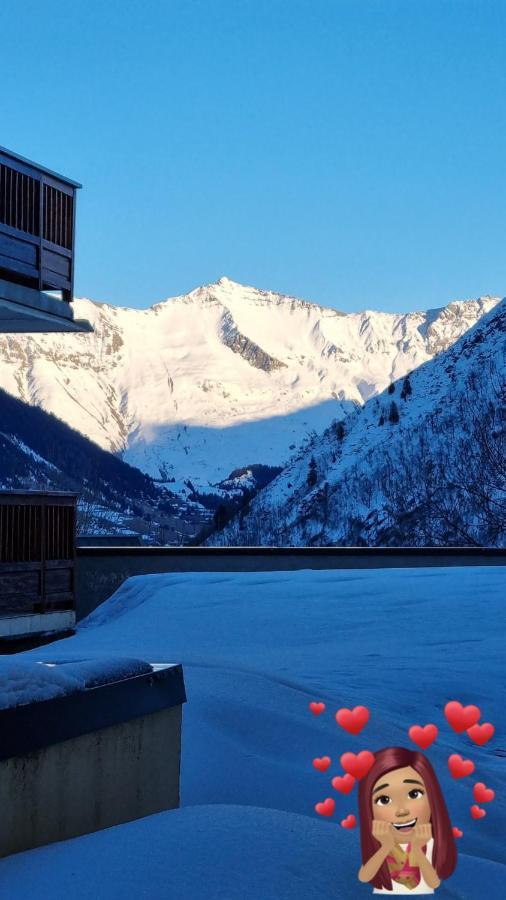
[0, 145, 92, 333]
[0, 146, 79, 300]
[0, 491, 77, 647]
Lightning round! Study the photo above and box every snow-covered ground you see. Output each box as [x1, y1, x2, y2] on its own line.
[1, 566, 504, 898]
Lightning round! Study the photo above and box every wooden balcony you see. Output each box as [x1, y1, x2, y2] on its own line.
[0, 146, 92, 333]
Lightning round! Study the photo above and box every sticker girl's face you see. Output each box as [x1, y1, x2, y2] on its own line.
[371, 765, 431, 839]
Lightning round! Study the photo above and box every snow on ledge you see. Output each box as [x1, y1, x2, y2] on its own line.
[0, 656, 161, 711]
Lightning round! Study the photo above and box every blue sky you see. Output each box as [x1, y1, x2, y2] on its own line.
[1, 0, 505, 313]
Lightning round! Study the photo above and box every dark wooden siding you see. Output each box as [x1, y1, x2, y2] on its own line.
[0, 163, 40, 236]
[0, 149, 79, 301]
[0, 493, 77, 617]
[43, 183, 73, 250]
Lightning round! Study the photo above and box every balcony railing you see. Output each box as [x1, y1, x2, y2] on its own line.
[0, 147, 81, 302]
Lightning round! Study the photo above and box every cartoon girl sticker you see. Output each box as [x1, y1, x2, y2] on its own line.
[357, 747, 457, 894]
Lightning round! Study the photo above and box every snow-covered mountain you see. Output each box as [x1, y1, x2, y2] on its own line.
[0, 277, 500, 508]
[209, 299, 505, 547]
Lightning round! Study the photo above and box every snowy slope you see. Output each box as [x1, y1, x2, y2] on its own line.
[211, 299, 506, 547]
[1, 804, 503, 900]
[0, 278, 500, 497]
[4, 566, 505, 898]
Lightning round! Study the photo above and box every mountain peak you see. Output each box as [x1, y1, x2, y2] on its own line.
[189, 276, 250, 299]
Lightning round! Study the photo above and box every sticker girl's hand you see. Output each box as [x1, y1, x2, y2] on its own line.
[372, 819, 397, 850]
[411, 822, 432, 849]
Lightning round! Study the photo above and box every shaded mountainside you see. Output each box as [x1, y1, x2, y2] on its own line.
[207, 300, 506, 547]
[0, 387, 210, 543]
[0, 388, 282, 543]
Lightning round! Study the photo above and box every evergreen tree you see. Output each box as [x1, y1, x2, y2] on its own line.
[307, 456, 318, 487]
[388, 401, 400, 423]
[388, 382, 396, 394]
[214, 503, 229, 530]
[335, 421, 345, 441]
[401, 375, 413, 400]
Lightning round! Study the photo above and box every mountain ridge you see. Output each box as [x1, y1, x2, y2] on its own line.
[0, 279, 502, 511]
[207, 299, 505, 547]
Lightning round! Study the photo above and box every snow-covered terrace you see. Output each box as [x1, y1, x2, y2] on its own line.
[0, 566, 504, 898]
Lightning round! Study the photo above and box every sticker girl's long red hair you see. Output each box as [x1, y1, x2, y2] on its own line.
[358, 747, 457, 890]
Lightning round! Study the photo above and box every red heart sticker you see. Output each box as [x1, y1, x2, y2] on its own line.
[332, 773, 356, 794]
[408, 724, 438, 749]
[340, 750, 375, 780]
[452, 827, 463, 839]
[448, 753, 475, 779]
[467, 723, 495, 746]
[309, 702, 326, 716]
[470, 804, 486, 820]
[313, 756, 331, 772]
[315, 797, 335, 817]
[335, 706, 370, 735]
[473, 782, 495, 803]
[341, 814, 356, 829]
[444, 701, 481, 733]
